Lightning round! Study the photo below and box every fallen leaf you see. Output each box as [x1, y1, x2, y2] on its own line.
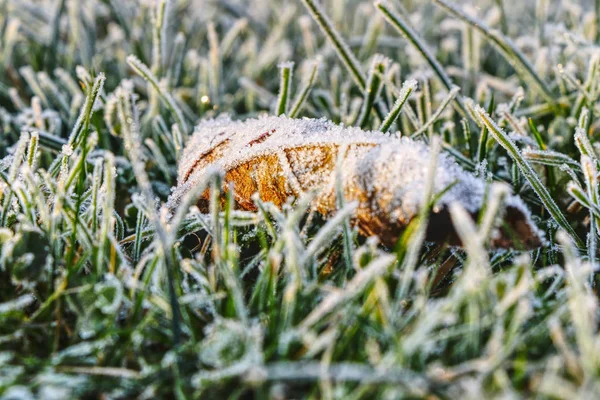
[169, 116, 542, 249]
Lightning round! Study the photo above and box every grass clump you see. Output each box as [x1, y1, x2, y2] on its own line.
[2, 0, 600, 398]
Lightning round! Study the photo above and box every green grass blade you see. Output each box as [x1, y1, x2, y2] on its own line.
[475, 105, 584, 248]
[276, 61, 294, 116]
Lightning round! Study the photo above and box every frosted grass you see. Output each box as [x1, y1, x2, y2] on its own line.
[474, 104, 584, 248]
[379, 78, 417, 133]
[276, 61, 294, 116]
[1, 0, 600, 398]
[434, 0, 556, 106]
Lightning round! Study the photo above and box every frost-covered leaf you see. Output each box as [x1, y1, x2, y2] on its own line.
[171, 116, 541, 248]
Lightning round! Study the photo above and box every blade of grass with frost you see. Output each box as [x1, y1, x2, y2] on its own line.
[462, 23, 477, 94]
[450, 203, 489, 270]
[557, 231, 598, 374]
[167, 33, 185, 88]
[582, 157, 599, 264]
[37, 72, 70, 116]
[289, 60, 319, 118]
[132, 204, 146, 263]
[144, 138, 172, 180]
[8, 87, 25, 110]
[379, 79, 416, 133]
[522, 149, 581, 171]
[281, 231, 301, 332]
[574, 127, 598, 161]
[170, 124, 184, 161]
[31, 97, 44, 130]
[375, 1, 468, 119]
[96, 153, 115, 275]
[127, 55, 188, 141]
[219, 194, 250, 325]
[2, 19, 20, 68]
[0, 133, 28, 227]
[66, 73, 105, 148]
[168, 168, 221, 243]
[397, 136, 441, 300]
[19, 66, 49, 107]
[116, 87, 159, 232]
[0, 294, 35, 316]
[562, 164, 584, 188]
[152, 115, 178, 157]
[221, 18, 248, 57]
[568, 182, 595, 210]
[403, 102, 422, 131]
[209, 178, 223, 265]
[479, 184, 510, 245]
[63, 134, 98, 191]
[26, 132, 38, 169]
[13, 171, 34, 224]
[152, 0, 167, 75]
[434, 0, 556, 107]
[558, 66, 595, 105]
[358, 56, 387, 128]
[90, 158, 102, 234]
[207, 22, 222, 106]
[301, 202, 357, 265]
[335, 145, 354, 270]
[578, 108, 590, 132]
[415, 91, 425, 128]
[475, 105, 584, 248]
[575, 117, 600, 261]
[477, 93, 494, 162]
[22, 168, 51, 231]
[573, 57, 600, 121]
[359, 16, 384, 60]
[67, 0, 92, 64]
[276, 61, 294, 116]
[423, 79, 433, 137]
[147, 0, 167, 118]
[528, 118, 548, 151]
[411, 86, 460, 137]
[567, 183, 600, 231]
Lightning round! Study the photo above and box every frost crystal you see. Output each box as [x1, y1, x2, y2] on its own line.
[170, 116, 541, 248]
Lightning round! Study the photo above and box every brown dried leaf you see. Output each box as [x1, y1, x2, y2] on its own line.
[169, 116, 542, 249]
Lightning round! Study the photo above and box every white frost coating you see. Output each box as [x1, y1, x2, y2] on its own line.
[522, 149, 580, 168]
[277, 61, 295, 69]
[170, 116, 540, 239]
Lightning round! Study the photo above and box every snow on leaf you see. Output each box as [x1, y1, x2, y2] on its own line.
[170, 115, 542, 248]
